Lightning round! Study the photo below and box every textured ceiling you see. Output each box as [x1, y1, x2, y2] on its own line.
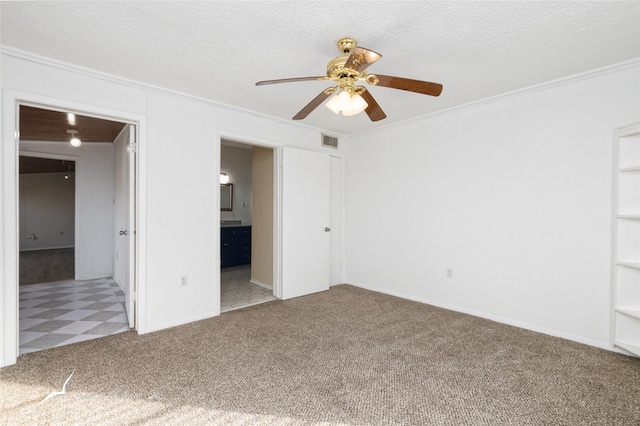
[1, 1, 639, 136]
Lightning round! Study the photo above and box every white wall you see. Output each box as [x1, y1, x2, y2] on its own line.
[220, 144, 252, 225]
[20, 142, 115, 280]
[1, 49, 343, 366]
[346, 63, 640, 350]
[19, 171, 75, 250]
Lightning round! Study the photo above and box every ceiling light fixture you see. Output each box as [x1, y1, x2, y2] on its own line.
[67, 113, 76, 125]
[220, 173, 229, 184]
[67, 129, 82, 147]
[325, 87, 368, 116]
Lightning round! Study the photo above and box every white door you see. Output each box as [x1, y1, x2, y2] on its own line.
[281, 147, 330, 299]
[114, 124, 135, 328]
[329, 155, 343, 286]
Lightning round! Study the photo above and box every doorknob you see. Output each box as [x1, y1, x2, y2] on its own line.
[325, 227, 331, 232]
[119, 230, 128, 236]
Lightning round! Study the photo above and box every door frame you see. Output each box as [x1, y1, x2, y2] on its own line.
[17, 151, 80, 280]
[216, 132, 347, 307]
[1, 90, 147, 367]
[217, 132, 283, 305]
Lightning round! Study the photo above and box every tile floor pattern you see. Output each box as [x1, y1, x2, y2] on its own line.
[19, 270, 275, 354]
[19, 277, 130, 355]
[221, 265, 277, 312]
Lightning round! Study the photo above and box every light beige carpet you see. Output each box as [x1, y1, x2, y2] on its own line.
[1, 285, 639, 425]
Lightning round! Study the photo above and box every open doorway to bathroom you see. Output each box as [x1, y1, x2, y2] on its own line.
[220, 139, 277, 312]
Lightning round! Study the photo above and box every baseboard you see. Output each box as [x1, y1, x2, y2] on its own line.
[19, 246, 74, 252]
[346, 281, 628, 355]
[77, 273, 114, 281]
[112, 275, 124, 292]
[250, 279, 272, 290]
[142, 311, 218, 335]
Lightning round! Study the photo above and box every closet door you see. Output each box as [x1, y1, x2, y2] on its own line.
[281, 147, 330, 299]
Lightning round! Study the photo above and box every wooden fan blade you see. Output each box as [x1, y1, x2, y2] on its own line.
[292, 90, 332, 120]
[374, 75, 443, 96]
[256, 77, 327, 86]
[360, 90, 387, 122]
[344, 47, 382, 73]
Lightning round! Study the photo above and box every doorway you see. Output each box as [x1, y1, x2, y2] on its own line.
[18, 156, 76, 285]
[219, 139, 344, 310]
[220, 140, 277, 311]
[16, 104, 137, 354]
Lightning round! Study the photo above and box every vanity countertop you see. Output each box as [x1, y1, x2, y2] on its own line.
[221, 220, 250, 227]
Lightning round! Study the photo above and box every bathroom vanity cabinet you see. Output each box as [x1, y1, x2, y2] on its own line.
[221, 226, 251, 268]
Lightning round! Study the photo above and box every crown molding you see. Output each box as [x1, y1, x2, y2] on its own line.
[3, 46, 636, 140]
[353, 57, 640, 137]
[0, 45, 349, 139]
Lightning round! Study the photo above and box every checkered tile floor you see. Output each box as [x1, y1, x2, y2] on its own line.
[221, 265, 277, 312]
[19, 277, 130, 355]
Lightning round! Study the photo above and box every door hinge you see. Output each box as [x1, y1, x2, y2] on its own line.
[130, 142, 137, 153]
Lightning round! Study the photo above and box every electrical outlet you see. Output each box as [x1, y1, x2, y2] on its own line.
[446, 268, 453, 279]
[180, 275, 188, 287]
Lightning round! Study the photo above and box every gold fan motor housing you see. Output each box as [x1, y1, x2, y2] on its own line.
[326, 56, 355, 79]
[337, 37, 356, 54]
[327, 37, 359, 79]
[326, 38, 377, 88]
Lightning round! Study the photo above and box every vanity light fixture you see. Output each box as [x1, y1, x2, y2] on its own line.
[220, 173, 229, 184]
[67, 129, 81, 147]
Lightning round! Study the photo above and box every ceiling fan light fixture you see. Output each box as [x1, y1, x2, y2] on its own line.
[342, 92, 368, 116]
[256, 37, 441, 122]
[325, 89, 368, 116]
[325, 92, 342, 115]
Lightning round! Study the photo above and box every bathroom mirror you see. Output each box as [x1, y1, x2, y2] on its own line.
[220, 184, 233, 211]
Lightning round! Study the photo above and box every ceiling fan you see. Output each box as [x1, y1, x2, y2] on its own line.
[255, 37, 443, 122]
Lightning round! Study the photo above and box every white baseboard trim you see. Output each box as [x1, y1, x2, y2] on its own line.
[250, 279, 272, 290]
[19, 245, 74, 252]
[77, 273, 114, 281]
[142, 311, 218, 335]
[112, 275, 124, 292]
[346, 281, 628, 355]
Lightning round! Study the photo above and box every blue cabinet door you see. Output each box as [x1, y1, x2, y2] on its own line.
[221, 226, 251, 267]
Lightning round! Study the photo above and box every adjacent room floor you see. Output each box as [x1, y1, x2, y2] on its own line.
[221, 264, 276, 312]
[19, 277, 130, 355]
[19, 265, 276, 355]
[19, 248, 75, 286]
[18, 266, 274, 355]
